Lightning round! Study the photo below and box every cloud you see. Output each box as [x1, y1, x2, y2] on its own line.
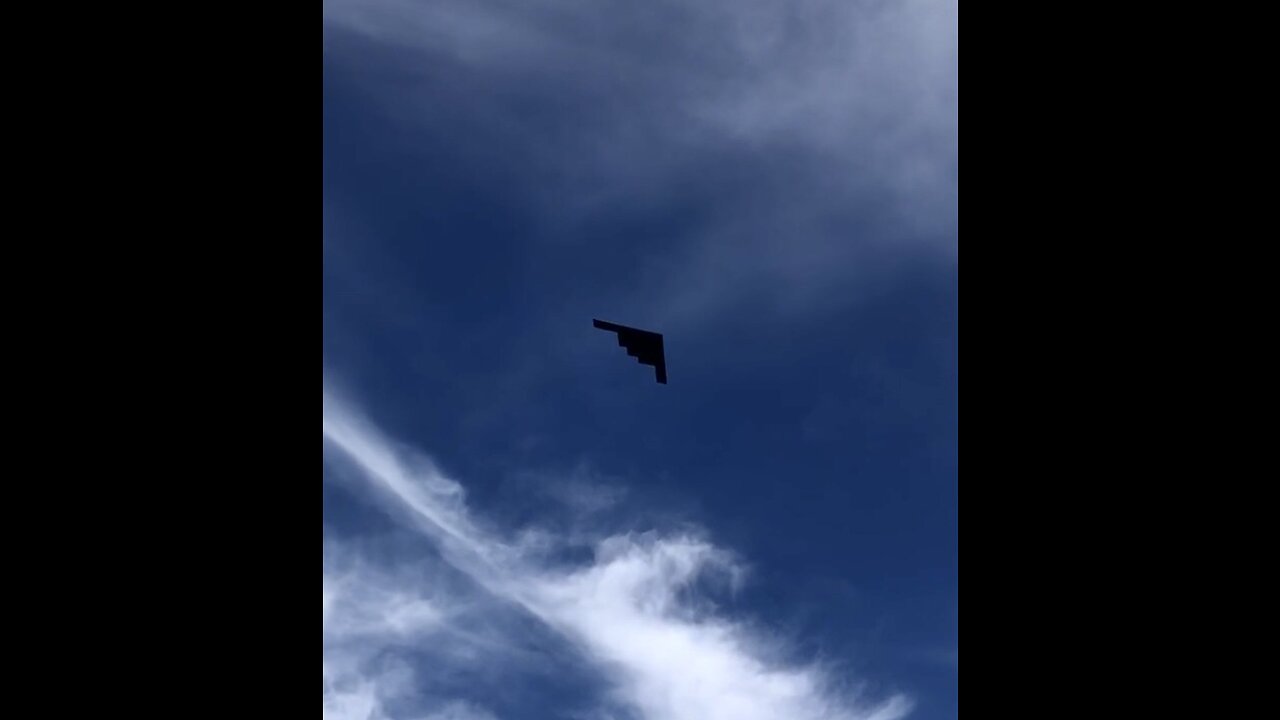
[323, 0, 957, 329]
[322, 541, 475, 720]
[323, 388, 911, 720]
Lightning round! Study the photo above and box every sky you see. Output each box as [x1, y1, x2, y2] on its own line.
[323, 2, 957, 719]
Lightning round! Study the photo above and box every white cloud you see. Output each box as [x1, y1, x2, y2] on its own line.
[324, 546, 445, 642]
[323, 675, 382, 720]
[322, 388, 911, 720]
[322, 532, 524, 720]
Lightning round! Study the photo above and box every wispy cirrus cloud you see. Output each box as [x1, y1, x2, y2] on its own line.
[322, 540, 497, 720]
[322, 386, 911, 720]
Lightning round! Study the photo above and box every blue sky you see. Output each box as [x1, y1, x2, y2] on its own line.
[323, 2, 956, 719]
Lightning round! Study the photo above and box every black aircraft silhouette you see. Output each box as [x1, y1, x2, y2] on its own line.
[593, 319, 667, 384]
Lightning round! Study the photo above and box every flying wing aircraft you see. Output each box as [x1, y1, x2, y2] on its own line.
[593, 319, 667, 384]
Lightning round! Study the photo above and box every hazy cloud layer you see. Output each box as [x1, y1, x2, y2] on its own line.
[323, 0, 957, 329]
